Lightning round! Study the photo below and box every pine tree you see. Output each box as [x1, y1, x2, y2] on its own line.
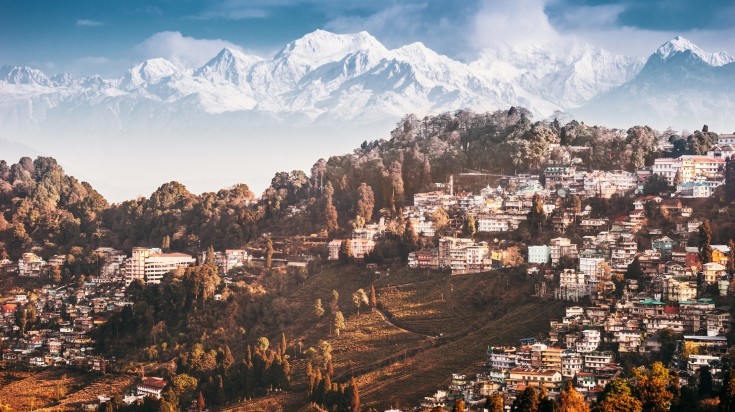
[727, 239, 735, 275]
[719, 368, 735, 411]
[369, 284, 377, 310]
[333, 311, 346, 336]
[222, 345, 235, 371]
[314, 298, 325, 318]
[528, 193, 546, 234]
[344, 377, 360, 411]
[197, 391, 205, 411]
[323, 182, 339, 236]
[162, 235, 171, 251]
[698, 220, 713, 264]
[356, 183, 375, 223]
[265, 239, 274, 273]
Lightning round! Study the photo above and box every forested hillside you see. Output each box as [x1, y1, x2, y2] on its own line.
[0, 107, 720, 262]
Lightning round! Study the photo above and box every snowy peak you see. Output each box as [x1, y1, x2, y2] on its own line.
[275, 29, 388, 67]
[654, 36, 735, 67]
[0, 65, 51, 86]
[195, 47, 263, 84]
[120, 58, 178, 90]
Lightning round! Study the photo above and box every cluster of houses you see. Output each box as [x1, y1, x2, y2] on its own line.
[0, 247, 258, 286]
[0, 245, 258, 370]
[404, 135, 735, 411]
[0, 280, 130, 370]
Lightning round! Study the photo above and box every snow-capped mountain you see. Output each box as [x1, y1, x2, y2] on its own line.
[0, 29, 645, 133]
[576, 36, 735, 130]
[2, 31, 734, 137]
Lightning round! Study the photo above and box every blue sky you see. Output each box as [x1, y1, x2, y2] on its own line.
[2, 0, 734, 76]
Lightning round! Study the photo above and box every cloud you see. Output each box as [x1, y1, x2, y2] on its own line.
[134, 31, 252, 68]
[76, 19, 104, 27]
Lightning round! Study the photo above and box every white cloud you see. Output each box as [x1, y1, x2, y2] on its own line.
[468, 0, 561, 50]
[466, 0, 735, 58]
[76, 19, 104, 27]
[134, 31, 253, 68]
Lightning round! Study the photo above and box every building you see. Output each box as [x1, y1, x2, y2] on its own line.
[144, 252, 195, 284]
[550, 238, 578, 266]
[528, 245, 550, 265]
[136, 377, 167, 399]
[125, 248, 194, 284]
[18, 253, 46, 277]
[507, 368, 563, 390]
[327, 239, 376, 261]
[652, 156, 724, 185]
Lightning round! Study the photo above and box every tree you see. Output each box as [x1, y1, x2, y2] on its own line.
[330, 290, 340, 313]
[512, 386, 539, 412]
[403, 220, 419, 255]
[356, 183, 375, 223]
[323, 182, 339, 236]
[727, 239, 735, 276]
[172, 373, 198, 399]
[369, 284, 377, 310]
[256, 336, 270, 352]
[558, 382, 589, 412]
[595, 378, 642, 412]
[162, 235, 171, 251]
[332, 311, 346, 336]
[726, 155, 735, 202]
[719, 368, 735, 411]
[630, 362, 675, 412]
[452, 399, 467, 412]
[643, 174, 671, 196]
[464, 215, 476, 238]
[339, 240, 352, 264]
[344, 377, 360, 411]
[352, 289, 368, 315]
[265, 238, 274, 272]
[197, 391, 205, 411]
[486, 394, 504, 412]
[569, 194, 582, 215]
[528, 193, 546, 234]
[699, 365, 713, 398]
[698, 220, 713, 265]
[314, 299, 325, 318]
[51, 265, 62, 284]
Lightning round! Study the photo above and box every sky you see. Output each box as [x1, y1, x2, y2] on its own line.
[2, 0, 735, 77]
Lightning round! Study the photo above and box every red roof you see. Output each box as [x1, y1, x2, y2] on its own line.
[140, 377, 167, 389]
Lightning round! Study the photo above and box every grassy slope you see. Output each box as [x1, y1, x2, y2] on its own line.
[0, 369, 134, 411]
[278, 264, 566, 411]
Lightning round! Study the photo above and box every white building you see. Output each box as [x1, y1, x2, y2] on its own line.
[18, 253, 46, 277]
[125, 248, 194, 285]
[528, 245, 550, 265]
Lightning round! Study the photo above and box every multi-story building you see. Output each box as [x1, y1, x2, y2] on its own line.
[652, 156, 724, 185]
[125, 248, 194, 285]
[528, 245, 550, 265]
[583, 351, 615, 372]
[507, 368, 563, 390]
[18, 253, 46, 277]
[550, 237, 578, 266]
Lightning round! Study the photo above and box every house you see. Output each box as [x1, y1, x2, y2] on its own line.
[136, 377, 167, 399]
[507, 368, 563, 390]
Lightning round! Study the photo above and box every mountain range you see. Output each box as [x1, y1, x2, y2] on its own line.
[0, 30, 733, 201]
